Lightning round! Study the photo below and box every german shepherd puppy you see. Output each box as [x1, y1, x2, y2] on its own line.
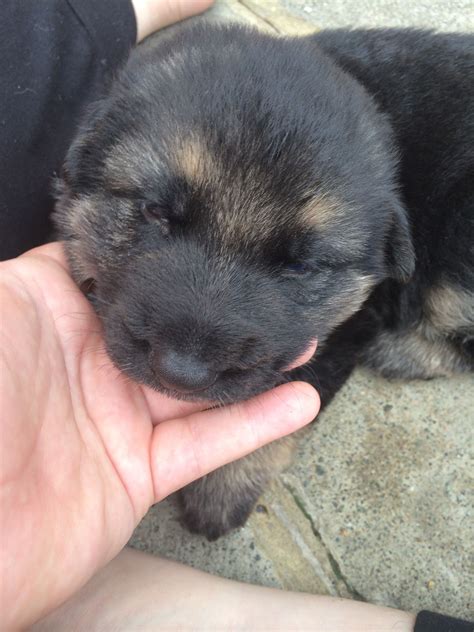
[55, 24, 474, 540]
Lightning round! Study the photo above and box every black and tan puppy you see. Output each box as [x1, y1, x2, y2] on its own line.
[55, 24, 474, 540]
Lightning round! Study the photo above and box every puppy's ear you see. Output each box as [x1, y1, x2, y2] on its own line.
[61, 98, 110, 190]
[385, 200, 415, 282]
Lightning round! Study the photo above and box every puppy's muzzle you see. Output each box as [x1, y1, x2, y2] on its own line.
[151, 347, 217, 394]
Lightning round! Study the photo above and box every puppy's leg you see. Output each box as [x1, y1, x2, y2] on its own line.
[179, 436, 296, 540]
[360, 327, 472, 379]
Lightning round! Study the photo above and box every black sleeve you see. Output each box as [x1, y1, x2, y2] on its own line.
[415, 610, 474, 632]
[0, 0, 137, 261]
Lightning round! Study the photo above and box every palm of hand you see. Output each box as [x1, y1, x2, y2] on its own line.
[1, 244, 170, 625]
[0, 244, 213, 625]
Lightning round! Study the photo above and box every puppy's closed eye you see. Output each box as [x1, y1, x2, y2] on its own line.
[139, 200, 172, 234]
[282, 261, 312, 275]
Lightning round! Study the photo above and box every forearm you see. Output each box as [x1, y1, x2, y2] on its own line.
[32, 547, 416, 631]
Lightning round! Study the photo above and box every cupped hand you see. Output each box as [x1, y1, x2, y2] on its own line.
[132, 0, 215, 42]
[0, 243, 319, 629]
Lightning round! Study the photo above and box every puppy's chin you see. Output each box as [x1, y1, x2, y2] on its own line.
[104, 342, 291, 404]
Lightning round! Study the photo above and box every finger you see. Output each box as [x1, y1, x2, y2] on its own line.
[133, 0, 215, 42]
[284, 339, 317, 371]
[20, 241, 69, 271]
[150, 381, 320, 501]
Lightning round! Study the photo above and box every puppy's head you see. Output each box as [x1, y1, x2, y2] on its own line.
[55, 23, 414, 402]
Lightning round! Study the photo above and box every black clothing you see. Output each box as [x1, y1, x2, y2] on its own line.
[415, 611, 473, 632]
[0, 0, 136, 260]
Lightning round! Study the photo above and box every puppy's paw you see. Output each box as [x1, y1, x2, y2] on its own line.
[179, 477, 261, 540]
[180, 497, 255, 541]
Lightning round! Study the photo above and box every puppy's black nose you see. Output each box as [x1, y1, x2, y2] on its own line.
[152, 348, 217, 393]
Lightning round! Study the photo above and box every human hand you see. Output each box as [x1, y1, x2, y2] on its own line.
[132, 0, 215, 42]
[0, 243, 319, 629]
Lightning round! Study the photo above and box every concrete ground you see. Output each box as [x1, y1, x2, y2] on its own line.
[130, 0, 474, 620]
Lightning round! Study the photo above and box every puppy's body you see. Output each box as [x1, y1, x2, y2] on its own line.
[316, 29, 474, 382]
[55, 24, 474, 539]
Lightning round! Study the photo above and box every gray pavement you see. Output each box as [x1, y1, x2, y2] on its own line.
[130, 0, 474, 620]
[282, 0, 474, 32]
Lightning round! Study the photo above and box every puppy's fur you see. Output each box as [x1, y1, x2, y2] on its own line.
[55, 24, 474, 540]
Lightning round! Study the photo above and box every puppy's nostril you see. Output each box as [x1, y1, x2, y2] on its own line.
[79, 277, 97, 298]
[152, 348, 217, 393]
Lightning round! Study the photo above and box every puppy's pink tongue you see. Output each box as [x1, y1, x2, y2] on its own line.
[284, 340, 317, 371]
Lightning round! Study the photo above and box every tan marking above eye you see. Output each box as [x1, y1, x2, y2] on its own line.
[300, 192, 346, 229]
[104, 134, 165, 190]
[299, 192, 369, 259]
[174, 136, 215, 184]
